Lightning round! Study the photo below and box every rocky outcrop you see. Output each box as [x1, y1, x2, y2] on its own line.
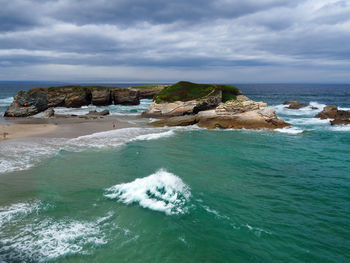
[47, 86, 90, 108]
[4, 87, 48, 117]
[330, 119, 350, 125]
[31, 108, 55, 118]
[89, 87, 112, 106]
[315, 105, 340, 119]
[150, 96, 290, 130]
[4, 84, 168, 117]
[130, 85, 168, 99]
[87, 110, 110, 116]
[283, 100, 307, 109]
[113, 89, 140, 105]
[315, 105, 350, 126]
[142, 91, 222, 118]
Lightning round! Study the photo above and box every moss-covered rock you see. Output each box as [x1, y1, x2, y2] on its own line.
[153, 81, 241, 103]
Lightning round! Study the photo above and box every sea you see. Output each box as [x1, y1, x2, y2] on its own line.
[0, 82, 349, 263]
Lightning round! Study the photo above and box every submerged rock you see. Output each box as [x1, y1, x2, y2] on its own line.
[283, 100, 307, 109]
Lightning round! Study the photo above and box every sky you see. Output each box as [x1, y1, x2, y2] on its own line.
[0, 0, 349, 83]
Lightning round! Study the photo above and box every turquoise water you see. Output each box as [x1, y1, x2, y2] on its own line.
[1, 83, 350, 262]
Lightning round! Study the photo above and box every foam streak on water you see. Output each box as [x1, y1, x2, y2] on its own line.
[0, 201, 111, 262]
[104, 169, 191, 215]
[0, 127, 178, 174]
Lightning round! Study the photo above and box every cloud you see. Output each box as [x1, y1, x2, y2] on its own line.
[0, 0, 349, 82]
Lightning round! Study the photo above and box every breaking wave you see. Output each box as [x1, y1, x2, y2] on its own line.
[275, 127, 304, 134]
[0, 201, 113, 262]
[104, 169, 191, 215]
[0, 97, 13, 106]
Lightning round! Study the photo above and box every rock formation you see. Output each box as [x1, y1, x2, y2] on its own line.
[4, 84, 167, 117]
[283, 100, 307, 109]
[146, 83, 290, 130]
[130, 85, 167, 99]
[315, 105, 350, 125]
[142, 91, 222, 118]
[87, 110, 110, 116]
[4, 88, 48, 117]
[113, 89, 139, 105]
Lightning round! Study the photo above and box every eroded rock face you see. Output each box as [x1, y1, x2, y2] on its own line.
[90, 87, 112, 106]
[283, 100, 307, 109]
[113, 89, 140, 105]
[197, 99, 288, 129]
[151, 115, 198, 127]
[142, 91, 222, 118]
[47, 86, 91, 108]
[315, 105, 350, 126]
[32, 108, 55, 118]
[149, 96, 290, 130]
[130, 85, 167, 99]
[315, 105, 340, 119]
[4, 87, 48, 117]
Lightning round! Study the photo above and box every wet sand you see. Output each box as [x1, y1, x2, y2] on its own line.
[0, 115, 144, 141]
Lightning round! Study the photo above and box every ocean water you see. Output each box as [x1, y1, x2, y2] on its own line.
[0, 82, 350, 263]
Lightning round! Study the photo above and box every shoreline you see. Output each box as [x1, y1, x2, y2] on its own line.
[0, 115, 142, 142]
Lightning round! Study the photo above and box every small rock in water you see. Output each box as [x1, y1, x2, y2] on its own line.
[87, 110, 110, 116]
[283, 100, 307, 109]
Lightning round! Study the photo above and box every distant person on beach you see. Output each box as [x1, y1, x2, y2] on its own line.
[113, 122, 116, 129]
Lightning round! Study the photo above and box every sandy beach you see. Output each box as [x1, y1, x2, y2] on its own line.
[0, 115, 141, 141]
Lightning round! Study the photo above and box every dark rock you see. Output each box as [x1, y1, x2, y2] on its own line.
[315, 105, 350, 126]
[4, 87, 48, 117]
[283, 100, 307, 109]
[150, 115, 198, 127]
[315, 105, 339, 119]
[113, 89, 140, 105]
[87, 110, 110, 116]
[90, 87, 112, 106]
[47, 86, 91, 108]
[130, 85, 167, 99]
[330, 119, 350, 125]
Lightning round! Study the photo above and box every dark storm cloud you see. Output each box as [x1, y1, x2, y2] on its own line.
[0, 0, 349, 82]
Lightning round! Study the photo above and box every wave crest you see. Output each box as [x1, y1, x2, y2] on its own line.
[104, 169, 191, 215]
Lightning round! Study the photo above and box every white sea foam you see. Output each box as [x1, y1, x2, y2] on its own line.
[0, 200, 41, 227]
[104, 169, 191, 215]
[0, 138, 62, 173]
[132, 130, 175, 141]
[0, 218, 107, 262]
[275, 127, 304, 134]
[245, 223, 272, 237]
[328, 125, 350, 132]
[0, 96, 13, 106]
[0, 127, 180, 174]
[273, 101, 325, 117]
[54, 99, 152, 116]
[286, 117, 330, 126]
[0, 200, 112, 262]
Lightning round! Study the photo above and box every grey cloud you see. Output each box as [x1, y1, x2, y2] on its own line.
[0, 0, 349, 82]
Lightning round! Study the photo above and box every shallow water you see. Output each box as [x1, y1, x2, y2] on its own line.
[0, 83, 350, 262]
